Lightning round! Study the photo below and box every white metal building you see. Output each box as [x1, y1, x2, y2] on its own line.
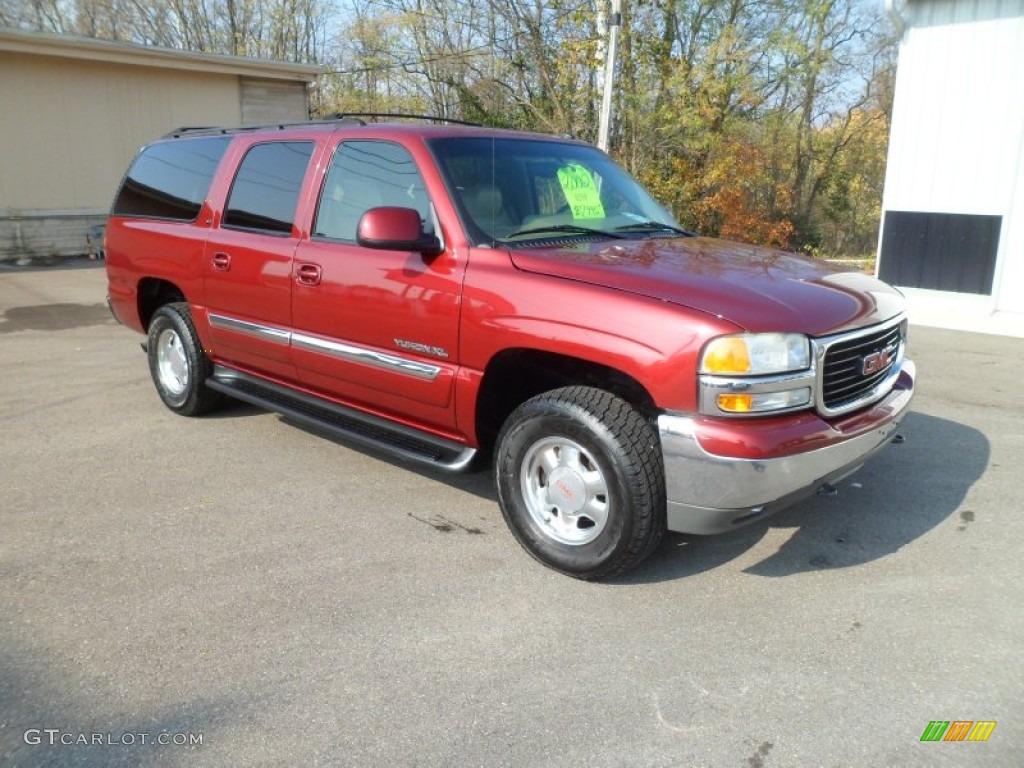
[878, 0, 1024, 333]
[0, 28, 321, 262]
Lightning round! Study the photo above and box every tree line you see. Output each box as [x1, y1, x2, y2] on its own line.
[3, 0, 896, 257]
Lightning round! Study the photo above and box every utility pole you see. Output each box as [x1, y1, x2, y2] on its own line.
[597, 0, 622, 152]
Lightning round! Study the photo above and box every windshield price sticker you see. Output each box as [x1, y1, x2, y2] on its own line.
[557, 163, 606, 219]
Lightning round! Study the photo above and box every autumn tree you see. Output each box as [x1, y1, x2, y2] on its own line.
[2, 0, 332, 61]
[3, 0, 897, 256]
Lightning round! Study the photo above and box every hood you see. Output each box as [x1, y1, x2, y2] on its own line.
[507, 237, 905, 336]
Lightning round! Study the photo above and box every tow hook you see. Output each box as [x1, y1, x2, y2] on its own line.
[817, 483, 839, 498]
[891, 434, 905, 444]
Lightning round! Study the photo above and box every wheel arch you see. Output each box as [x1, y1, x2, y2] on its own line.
[137, 277, 187, 331]
[473, 347, 659, 455]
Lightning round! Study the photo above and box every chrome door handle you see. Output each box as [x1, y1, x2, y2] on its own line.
[296, 263, 322, 286]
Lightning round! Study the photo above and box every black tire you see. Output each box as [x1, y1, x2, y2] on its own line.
[146, 302, 223, 416]
[494, 386, 666, 580]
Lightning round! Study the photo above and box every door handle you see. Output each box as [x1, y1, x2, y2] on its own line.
[212, 252, 231, 271]
[296, 263, 322, 286]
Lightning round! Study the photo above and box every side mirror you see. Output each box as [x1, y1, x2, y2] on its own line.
[356, 207, 442, 256]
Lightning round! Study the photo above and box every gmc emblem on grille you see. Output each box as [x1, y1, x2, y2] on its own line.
[861, 346, 893, 376]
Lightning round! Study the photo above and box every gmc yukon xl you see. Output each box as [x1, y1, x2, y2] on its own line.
[105, 117, 915, 579]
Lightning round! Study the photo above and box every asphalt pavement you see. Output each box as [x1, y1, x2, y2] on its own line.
[1, 265, 1021, 767]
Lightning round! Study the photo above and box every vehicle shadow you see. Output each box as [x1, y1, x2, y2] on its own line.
[200, 398, 265, 420]
[0, 255, 104, 274]
[611, 411, 989, 584]
[272, 411, 986, 584]
[0, 302, 115, 333]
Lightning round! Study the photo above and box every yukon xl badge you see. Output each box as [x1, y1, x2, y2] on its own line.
[861, 346, 893, 376]
[394, 338, 449, 359]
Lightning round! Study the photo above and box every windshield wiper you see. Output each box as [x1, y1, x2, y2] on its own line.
[505, 224, 626, 239]
[614, 221, 695, 236]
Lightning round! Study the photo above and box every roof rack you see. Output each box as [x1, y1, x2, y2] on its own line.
[328, 112, 484, 127]
[163, 116, 366, 139]
[162, 112, 483, 139]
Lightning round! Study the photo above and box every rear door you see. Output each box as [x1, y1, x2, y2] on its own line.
[202, 139, 317, 381]
[291, 139, 464, 431]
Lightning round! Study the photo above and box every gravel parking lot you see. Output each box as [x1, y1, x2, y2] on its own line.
[1, 264, 1021, 767]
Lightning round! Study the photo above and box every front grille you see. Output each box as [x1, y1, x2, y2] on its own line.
[819, 320, 904, 413]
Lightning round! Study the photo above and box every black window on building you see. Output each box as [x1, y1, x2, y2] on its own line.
[879, 211, 1002, 295]
[224, 142, 315, 235]
[112, 137, 231, 221]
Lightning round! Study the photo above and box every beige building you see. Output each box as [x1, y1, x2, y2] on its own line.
[0, 28, 321, 262]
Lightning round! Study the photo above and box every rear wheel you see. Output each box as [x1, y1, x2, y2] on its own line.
[494, 386, 665, 580]
[147, 303, 223, 416]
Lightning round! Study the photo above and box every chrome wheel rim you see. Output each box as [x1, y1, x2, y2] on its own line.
[156, 328, 189, 396]
[520, 436, 609, 546]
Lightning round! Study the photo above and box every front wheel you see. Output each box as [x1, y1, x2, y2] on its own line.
[147, 303, 223, 416]
[494, 386, 666, 580]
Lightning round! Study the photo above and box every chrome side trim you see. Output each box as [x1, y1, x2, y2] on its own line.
[209, 313, 291, 344]
[292, 332, 442, 381]
[207, 313, 444, 381]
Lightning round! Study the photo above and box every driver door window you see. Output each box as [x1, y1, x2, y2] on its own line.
[314, 141, 432, 242]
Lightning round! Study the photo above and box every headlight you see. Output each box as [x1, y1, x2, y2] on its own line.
[700, 333, 810, 376]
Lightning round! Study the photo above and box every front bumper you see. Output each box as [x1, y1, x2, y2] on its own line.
[658, 359, 915, 534]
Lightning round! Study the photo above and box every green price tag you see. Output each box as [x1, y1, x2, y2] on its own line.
[556, 163, 606, 219]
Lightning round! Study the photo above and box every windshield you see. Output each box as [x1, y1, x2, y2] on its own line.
[427, 137, 682, 245]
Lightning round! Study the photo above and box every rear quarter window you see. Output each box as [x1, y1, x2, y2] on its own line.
[112, 137, 231, 221]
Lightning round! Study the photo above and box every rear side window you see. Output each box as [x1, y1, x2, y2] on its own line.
[223, 142, 315, 235]
[112, 137, 231, 221]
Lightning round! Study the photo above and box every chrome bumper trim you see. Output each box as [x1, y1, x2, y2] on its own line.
[658, 359, 915, 534]
[104, 295, 122, 325]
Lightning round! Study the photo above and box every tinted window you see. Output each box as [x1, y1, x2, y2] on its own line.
[224, 142, 315, 234]
[314, 141, 431, 242]
[112, 137, 230, 220]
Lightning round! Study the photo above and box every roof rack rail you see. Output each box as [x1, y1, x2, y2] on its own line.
[161, 113, 483, 140]
[162, 116, 368, 139]
[165, 126, 218, 135]
[328, 112, 484, 127]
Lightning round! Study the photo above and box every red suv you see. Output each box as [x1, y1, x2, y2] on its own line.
[105, 116, 915, 579]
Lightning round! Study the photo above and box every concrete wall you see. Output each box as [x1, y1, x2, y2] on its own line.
[0, 51, 243, 216]
[879, 0, 1024, 314]
[0, 32, 316, 262]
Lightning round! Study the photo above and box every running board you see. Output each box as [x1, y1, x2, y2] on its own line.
[207, 366, 476, 472]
